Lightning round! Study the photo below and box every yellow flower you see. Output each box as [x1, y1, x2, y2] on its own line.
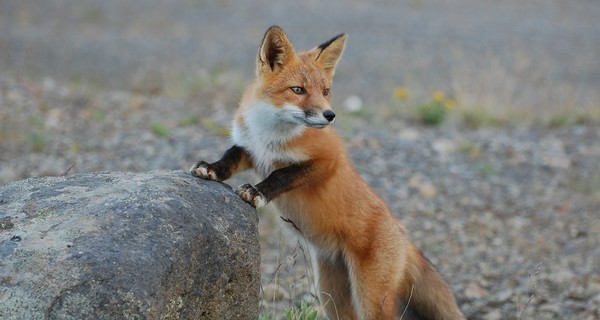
[444, 98, 457, 110]
[394, 86, 409, 100]
[432, 90, 445, 102]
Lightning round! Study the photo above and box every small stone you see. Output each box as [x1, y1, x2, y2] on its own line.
[343, 95, 363, 113]
[588, 281, 600, 294]
[42, 77, 57, 91]
[591, 293, 600, 309]
[408, 176, 438, 199]
[492, 289, 513, 304]
[0, 217, 14, 231]
[508, 216, 528, 230]
[553, 268, 576, 285]
[398, 128, 420, 141]
[541, 156, 571, 169]
[132, 70, 164, 95]
[418, 183, 438, 199]
[463, 281, 488, 300]
[432, 139, 457, 156]
[568, 287, 589, 301]
[482, 310, 502, 320]
[538, 303, 561, 314]
[45, 108, 63, 128]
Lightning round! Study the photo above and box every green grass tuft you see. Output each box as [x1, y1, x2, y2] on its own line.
[460, 107, 497, 128]
[151, 122, 171, 138]
[417, 101, 447, 126]
[480, 162, 497, 176]
[284, 300, 319, 320]
[26, 131, 46, 152]
[179, 116, 200, 127]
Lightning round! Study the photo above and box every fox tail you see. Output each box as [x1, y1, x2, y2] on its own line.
[400, 244, 464, 320]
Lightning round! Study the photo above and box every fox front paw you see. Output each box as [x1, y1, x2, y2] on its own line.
[235, 184, 267, 208]
[190, 161, 219, 181]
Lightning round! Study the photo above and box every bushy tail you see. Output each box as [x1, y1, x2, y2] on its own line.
[400, 244, 464, 320]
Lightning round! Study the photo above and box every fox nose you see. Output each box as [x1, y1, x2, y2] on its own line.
[323, 110, 336, 122]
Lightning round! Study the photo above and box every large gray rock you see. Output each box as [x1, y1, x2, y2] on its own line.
[0, 170, 260, 319]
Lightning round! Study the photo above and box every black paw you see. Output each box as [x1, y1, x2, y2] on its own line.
[235, 184, 267, 208]
[190, 161, 219, 181]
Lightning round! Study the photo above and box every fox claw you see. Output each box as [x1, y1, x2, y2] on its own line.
[190, 161, 219, 181]
[235, 184, 267, 208]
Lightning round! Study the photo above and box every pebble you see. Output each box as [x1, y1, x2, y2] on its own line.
[552, 268, 576, 285]
[343, 95, 363, 113]
[431, 138, 457, 156]
[568, 287, 589, 301]
[482, 310, 502, 320]
[398, 128, 420, 141]
[408, 175, 438, 199]
[492, 289, 513, 304]
[463, 281, 488, 300]
[538, 303, 561, 314]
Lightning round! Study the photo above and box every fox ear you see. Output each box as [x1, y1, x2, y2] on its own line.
[309, 33, 347, 79]
[258, 26, 296, 74]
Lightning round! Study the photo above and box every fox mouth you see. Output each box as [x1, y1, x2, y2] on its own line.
[279, 104, 334, 129]
[307, 122, 330, 129]
[298, 110, 334, 128]
[293, 114, 332, 129]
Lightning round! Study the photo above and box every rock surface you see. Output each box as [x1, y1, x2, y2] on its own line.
[0, 170, 260, 319]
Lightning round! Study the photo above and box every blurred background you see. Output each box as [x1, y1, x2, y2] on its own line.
[2, 0, 599, 118]
[1, 1, 600, 319]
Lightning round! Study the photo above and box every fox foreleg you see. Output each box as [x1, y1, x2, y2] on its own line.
[236, 162, 314, 208]
[190, 145, 252, 181]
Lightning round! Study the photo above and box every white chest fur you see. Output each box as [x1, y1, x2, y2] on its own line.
[231, 101, 309, 177]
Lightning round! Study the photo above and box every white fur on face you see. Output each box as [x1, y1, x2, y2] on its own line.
[231, 100, 310, 177]
[280, 104, 331, 128]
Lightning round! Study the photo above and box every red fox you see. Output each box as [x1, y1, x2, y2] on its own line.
[191, 26, 464, 320]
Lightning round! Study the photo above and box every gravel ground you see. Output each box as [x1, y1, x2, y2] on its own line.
[1, 77, 599, 319]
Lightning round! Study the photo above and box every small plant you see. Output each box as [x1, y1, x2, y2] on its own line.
[151, 122, 170, 138]
[547, 112, 572, 128]
[285, 300, 319, 320]
[179, 116, 200, 127]
[516, 262, 542, 319]
[393, 86, 409, 100]
[569, 170, 600, 197]
[480, 162, 496, 175]
[27, 131, 46, 152]
[83, 7, 103, 24]
[418, 101, 446, 125]
[415, 90, 456, 126]
[202, 118, 230, 137]
[92, 111, 106, 123]
[459, 141, 482, 158]
[461, 107, 498, 129]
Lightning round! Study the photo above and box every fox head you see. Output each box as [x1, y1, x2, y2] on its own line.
[252, 26, 346, 129]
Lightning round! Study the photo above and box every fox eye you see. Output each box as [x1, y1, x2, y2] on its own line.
[323, 88, 330, 96]
[290, 86, 306, 95]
